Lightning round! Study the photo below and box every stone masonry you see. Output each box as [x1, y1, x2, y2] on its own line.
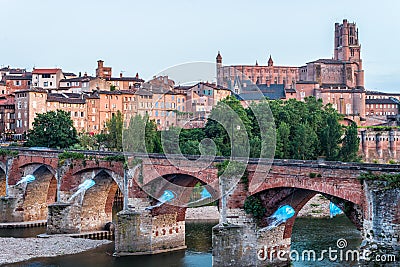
[0, 149, 398, 263]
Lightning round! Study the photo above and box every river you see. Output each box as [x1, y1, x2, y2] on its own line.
[3, 215, 361, 267]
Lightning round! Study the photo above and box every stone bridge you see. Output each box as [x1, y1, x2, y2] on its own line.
[0, 148, 398, 266]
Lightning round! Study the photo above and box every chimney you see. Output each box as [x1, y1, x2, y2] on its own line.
[136, 73, 139, 79]
[97, 60, 104, 69]
[120, 72, 123, 78]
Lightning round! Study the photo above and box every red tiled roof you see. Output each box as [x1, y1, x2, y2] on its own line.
[32, 68, 61, 74]
[0, 96, 15, 105]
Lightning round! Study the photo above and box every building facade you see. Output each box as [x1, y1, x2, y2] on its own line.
[217, 19, 366, 123]
[0, 96, 15, 140]
[32, 68, 64, 90]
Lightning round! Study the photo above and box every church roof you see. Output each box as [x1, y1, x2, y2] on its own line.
[236, 84, 286, 100]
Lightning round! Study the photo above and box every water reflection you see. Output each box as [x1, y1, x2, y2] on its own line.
[291, 215, 361, 267]
[6, 223, 214, 267]
[3, 217, 361, 267]
[186, 222, 215, 252]
[0, 226, 46, 238]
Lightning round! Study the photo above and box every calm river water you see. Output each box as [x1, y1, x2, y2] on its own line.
[3, 216, 361, 267]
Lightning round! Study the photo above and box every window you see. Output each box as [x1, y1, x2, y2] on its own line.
[105, 104, 108, 109]
[17, 102, 22, 109]
[81, 112, 84, 117]
[42, 74, 51, 78]
[346, 103, 352, 115]
[74, 112, 78, 117]
[44, 82, 49, 87]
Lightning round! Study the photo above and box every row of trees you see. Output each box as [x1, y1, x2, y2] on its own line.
[25, 96, 360, 162]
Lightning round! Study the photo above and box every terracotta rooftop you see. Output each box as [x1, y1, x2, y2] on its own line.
[4, 74, 32, 81]
[32, 68, 61, 74]
[106, 77, 144, 83]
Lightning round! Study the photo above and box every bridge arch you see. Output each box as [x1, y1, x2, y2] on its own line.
[142, 173, 219, 209]
[20, 164, 58, 221]
[72, 168, 124, 231]
[251, 187, 363, 240]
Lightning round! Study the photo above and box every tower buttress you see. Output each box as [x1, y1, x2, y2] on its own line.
[268, 55, 273, 67]
[216, 51, 223, 86]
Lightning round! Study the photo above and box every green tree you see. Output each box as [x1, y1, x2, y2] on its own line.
[123, 114, 160, 153]
[124, 115, 146, 153]
[205, 96, 252, 157]
[291, 123, 318, 160]
[276, 122, 290, 159]
[70, 133, 98, 150]
[178, 128, 201, 155]
[247, 101, 276, 159]
[26, 110, 78, 149]
[105, 111, 123, 151]
[145, 117, 160, 153]
[320, 113, 343, 160]
[339, 122, 360, 162]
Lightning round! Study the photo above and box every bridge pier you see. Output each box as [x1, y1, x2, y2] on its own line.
[212, 208, 290, 267]
[361, 181, 400, 265]
[0, 196, 23, 222]
[47, 203, 82, 234]
[114, 209, 186, 256]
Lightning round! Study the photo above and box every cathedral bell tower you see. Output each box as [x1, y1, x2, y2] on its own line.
[334, 19, 364, 88]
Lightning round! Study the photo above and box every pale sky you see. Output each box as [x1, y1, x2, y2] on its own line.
[1, 0, 400, 92]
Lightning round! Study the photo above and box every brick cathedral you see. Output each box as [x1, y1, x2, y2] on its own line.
[217, 19, 366, 124]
